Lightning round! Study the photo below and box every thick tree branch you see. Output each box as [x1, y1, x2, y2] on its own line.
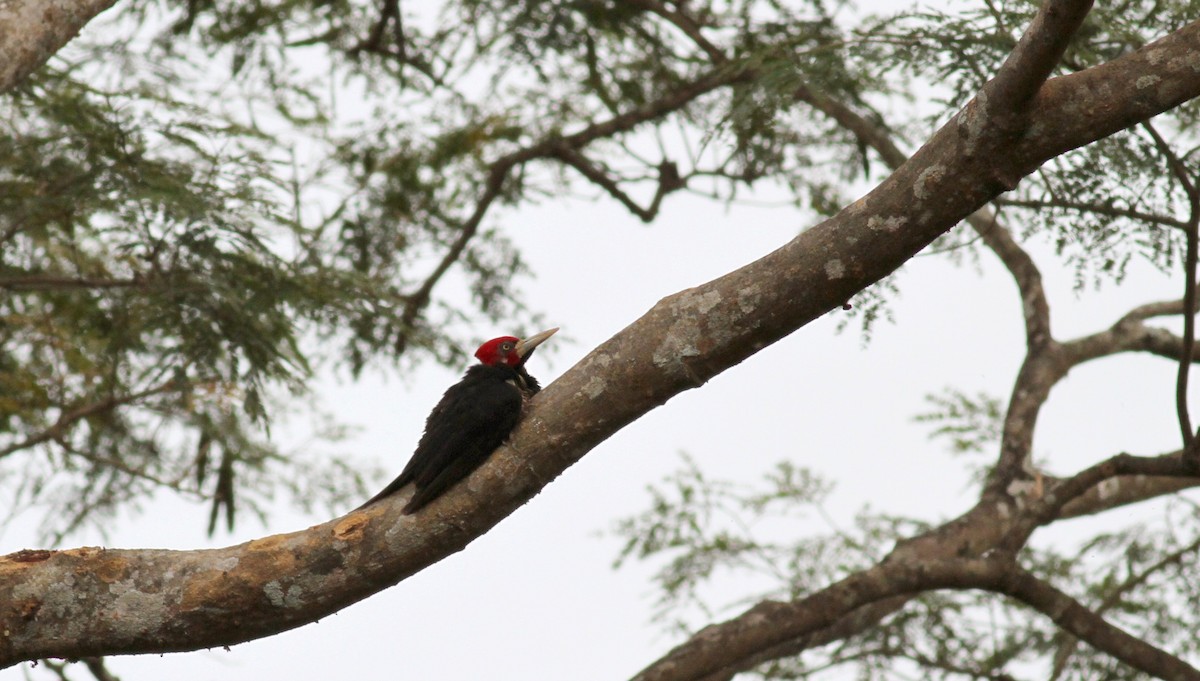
[3, 14, 1200, 671]
[984, 0, 1094, 110]
[626, 16, 1200, 679]
[1001, 451, 1198, 548]
[0, 0, 119, 94]
[998, 564, 1200, 681]
[1051, 535, 1200, 679]
[631, 557, 1200, 681]
[1059, 474, 1200, 519]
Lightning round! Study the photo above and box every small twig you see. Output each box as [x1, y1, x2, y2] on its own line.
[620, 0, 727, 65]
[0, 275, 143, 291]
[393, 64, 751, 353]
[994, 196, 1190, 231]
[0, 379, 191, 460]
[1142, 121, 1200, 451]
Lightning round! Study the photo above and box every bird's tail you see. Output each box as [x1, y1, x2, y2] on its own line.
[354, 474, 413, 512]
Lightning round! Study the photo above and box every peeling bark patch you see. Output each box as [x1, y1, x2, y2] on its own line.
[653, 287, 745, 380]
[736, 285, 762, 314]
[867, 215, 908, 232]
[580, 376, 606, 399]
[652, 296, 707, 370]
[108, 583, 168, 634]
[690, 290, 723, 314]
[24, 575, 85, 621]
[1136, 75, 1161, 89]
[825, 259, 845, 280]
[6, 549, 54, 563]
[264, 581, 305, 609]
[333, 515, 366, 542]
[1096, 477, 1121, 499]
[913, 165, 946, 200]
[957, 94, 987, 152]
[213, 557, 239, 572]
[91, 555, 130, 584]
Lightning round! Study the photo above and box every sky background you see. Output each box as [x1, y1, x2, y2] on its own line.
[2, 1, 1196, 679]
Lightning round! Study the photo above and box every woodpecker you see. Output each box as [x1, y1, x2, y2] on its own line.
[359, 328, 558, 514]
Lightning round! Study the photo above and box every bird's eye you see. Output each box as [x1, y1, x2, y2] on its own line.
[501, 342, 514, 352]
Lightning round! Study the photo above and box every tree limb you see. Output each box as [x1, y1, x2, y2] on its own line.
[1142, 120, 1200, 451]
[3, 12, 1200, 672]
[0, 380, 192, 461]
[393, 63, 752, 352]
[995, 197, 1190, 231]
[0, 0, 119, 94]
[0, 276, 143, 291]
[631, 557, 1200, 681]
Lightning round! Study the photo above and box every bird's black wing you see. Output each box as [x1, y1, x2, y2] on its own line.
[358, 365, 524, 513]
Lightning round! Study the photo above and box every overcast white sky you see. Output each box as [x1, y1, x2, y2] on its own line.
[3, 1, 1197, 679]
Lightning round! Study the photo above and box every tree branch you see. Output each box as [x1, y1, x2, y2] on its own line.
[3, 14, 1200, 671]
[983, 0, 1094, 111]
[1142, 120, 1200, 451]
[999, 563, 1200, 681]
[393, 63, 752, 352]
[1051, 535, 1200, 679]
[620, 0, 727, 65]
[995, 197, 1190, 231]
[0, 0, 119, 94]
[553, 147, 684, 223]
[0, 380, 192, 461]
[0, 275, 143, 291]
[631, 557, 1200, 681]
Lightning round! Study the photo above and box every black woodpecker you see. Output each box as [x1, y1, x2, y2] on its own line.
[358, 328, 558, 514]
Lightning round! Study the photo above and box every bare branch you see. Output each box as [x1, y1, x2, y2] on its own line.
[0, 276, 143, 291]
[393, 64, 751, 352]
[970, 207, 1053, 347]
[1012, 451, 1195, 541]
[554, 147, 684, 223]
[995, 197, 1189, 231]
[1142, 121, 1200, 450]
[999, 564, 1200, 681]
[619, 0, 727, 65]
[1059, 475, 1200, 519]
[0, 380, 191, 461]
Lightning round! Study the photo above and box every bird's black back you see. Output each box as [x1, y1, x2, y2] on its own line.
[359, 363, 536, 513]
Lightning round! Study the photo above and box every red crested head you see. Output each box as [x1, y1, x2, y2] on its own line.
[473, 328, 559, 368]
[474, 336, 521, 367]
